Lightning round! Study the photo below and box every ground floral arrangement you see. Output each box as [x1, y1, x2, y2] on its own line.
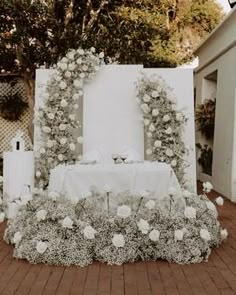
[136, 74, 188, 184]
[3, 182, 227, 267]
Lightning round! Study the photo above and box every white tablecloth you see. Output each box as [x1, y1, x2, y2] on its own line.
[3, 151, 34, 202]
[49, 162, 182, 202]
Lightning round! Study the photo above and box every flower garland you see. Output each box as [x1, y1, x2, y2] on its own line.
[4, 183, 227, 267]
[35, 48, 104, 188]
[136, 74, 188, 183]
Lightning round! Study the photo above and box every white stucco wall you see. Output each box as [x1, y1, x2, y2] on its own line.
[194, 13, 236, 201]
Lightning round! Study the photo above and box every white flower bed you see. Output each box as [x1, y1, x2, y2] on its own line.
[4, 184, 227, 267]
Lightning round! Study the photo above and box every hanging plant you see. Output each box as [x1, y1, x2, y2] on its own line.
[0, 92, 28, 121]
[195, 99, 215, 140]
[196, 143, 213, 176]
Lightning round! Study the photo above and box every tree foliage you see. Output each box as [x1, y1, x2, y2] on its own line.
[0, 0, 224, 74]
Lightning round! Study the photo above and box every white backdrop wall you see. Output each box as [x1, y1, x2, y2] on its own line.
[35, 66, 196, 190]
[83, 65, 144, 162]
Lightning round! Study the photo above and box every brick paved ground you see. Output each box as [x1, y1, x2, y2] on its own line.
[0, 187, 236, 294]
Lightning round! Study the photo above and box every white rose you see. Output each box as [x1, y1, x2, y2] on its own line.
[203, 181, 213, 193]
[143, 94, 151, 102]
[47, 140, 54, 148]
[163, 115, 170, 122]
[149, 229, 160, 242]
[74, 79, 83, 88]
[176, 113, 183, 121]
[168, 187, 177, 196]
[149, 124, 155, 132]
[144, 119, 150, 126]
[42, 126, 51, 133]
[79, 73, 85, 79]
[99, 52, 105, 59]
[174, 230, 184, 241]
[220, 229, 228, 240]
[154, 140, 162, 148]
[59, 124, 66, 131]
[68, 63, 76, 71]
[104, 184, 112, 193]
[36, 170, 41, 178]
[65, 71, 71, 78]
[0, 212, 5, 222]
[77, 136, 83, 144]
[76, 58, 82, 65]
[145, 200, 156, 210]
[117, 205, 131, 219]
[54, 74, 62, 82]
[47, 113, 54, 120]
[58, 63, 67, 71]
[13, 232, 22, 244]
[59, 81, 67, 90]
[82, 65, 88, 71]
[206, 201, 216, 211]
[0, 176, 3, 183]
[69, 143, 76, 151]
[67, 51, 75, 59]
[184, 207, 196, 219]
[40, 148, 46, 154]
[36, 241, 47, 254]
[48, 191, 60, 200]
[137, 219, 150, 234]
[58, 154, 64, 161]
[61, 57, 68, 63]
[171, 160, 177, 167]
[62, 217, 73, 229]
[165, 127, 172, 134]
[146, 148, 152, 156]
[152, 109, 159, 116]
[166, 148, 174, 157]
[215, 196, 224, 206]
[200, 229, 211, 242]
[83, 226, 97, 239]
[112, 234, 125, 248]
[151, 91, 158, 98]
[60, 99, 68, 108]
[140, 103, 149, 114]
[90, 47, 96, 53]
[60, 138, 67, 145]
[72, 93, 79, 100]
[21, 194, 33, 205]
[78, 49, 84, 55]
[182, 190, 191, 198]
[36, 209, 47, 221]
[147, 132, 152, 138]
[69, 114, 75, 121]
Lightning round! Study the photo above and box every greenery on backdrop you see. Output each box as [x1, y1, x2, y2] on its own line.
[0, 0, 223, 139]
[195, 99, 216, 140]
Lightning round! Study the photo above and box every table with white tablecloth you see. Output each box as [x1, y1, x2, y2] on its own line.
[49, 162, 182, 202]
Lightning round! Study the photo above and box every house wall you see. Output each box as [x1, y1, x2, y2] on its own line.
[195, 46, 236, 200]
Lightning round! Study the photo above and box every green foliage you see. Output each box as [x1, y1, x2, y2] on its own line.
[0, 0, 224, 77]
[196, 143, 213, 175]
[195, 99, 216, 140]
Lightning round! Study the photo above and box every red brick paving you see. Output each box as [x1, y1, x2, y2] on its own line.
[0, 187, 236, 294]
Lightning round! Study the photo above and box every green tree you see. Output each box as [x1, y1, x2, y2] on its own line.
[0, 0, 224, 139]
